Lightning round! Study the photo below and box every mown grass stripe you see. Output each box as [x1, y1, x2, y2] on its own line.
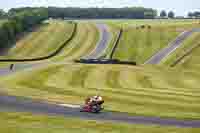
[97, 87, 200, 103]
[69, 65, 97, 88]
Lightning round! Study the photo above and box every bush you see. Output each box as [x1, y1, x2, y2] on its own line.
[147, 25, 151, 29]
[141, 25, 145, 29]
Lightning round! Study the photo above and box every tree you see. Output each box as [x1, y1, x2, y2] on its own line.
[0, 8, 48, 50]
[160, 10, 167, 18]
[0, 9, 6, 18]
[168, 11, 175, 18]
[190, 11, 200, 18]
[188, 12, 194, 18]
[47, 7, 157, 19]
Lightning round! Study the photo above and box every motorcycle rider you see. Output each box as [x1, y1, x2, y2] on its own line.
[86, 95, 104, 106]
[10, 64, 14, 71]
[81, 95, 104, 113]
[93, 95, 104, 105]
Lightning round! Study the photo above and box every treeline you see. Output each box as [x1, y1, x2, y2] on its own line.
[160, 10, 175, 18]
[0, 8, 48, 50]
[188, 11, 200, 18]
[48, 7, 157, 19]
[0, 9, 7, 19]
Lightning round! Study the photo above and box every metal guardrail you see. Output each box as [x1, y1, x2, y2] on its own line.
[74, 59, 136, 66]
[170, 43, 200, 67]
[110, 29, 123, 59]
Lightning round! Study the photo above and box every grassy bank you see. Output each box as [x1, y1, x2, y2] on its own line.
[175, 45, 200, 69]
[1, 112, 200, 133]
[1, 63, 200, 120]
[2, 20, 74, 59]
[52, 22, 99, 61]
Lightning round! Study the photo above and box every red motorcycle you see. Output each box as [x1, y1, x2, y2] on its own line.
[80, 96, 104, 113]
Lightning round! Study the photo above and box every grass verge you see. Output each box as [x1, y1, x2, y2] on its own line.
[1, 112, 200, 133]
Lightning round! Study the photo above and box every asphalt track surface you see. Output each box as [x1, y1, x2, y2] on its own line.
[0, 24, 200, 127]
[83, 23, 111, 59]
[145, 28, 200, 64]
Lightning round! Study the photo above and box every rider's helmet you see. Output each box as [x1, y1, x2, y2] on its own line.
[94, 95, 102, 101]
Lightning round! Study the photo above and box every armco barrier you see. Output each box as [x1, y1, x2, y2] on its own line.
[0, 22, 77, 62]
[74, 59, 136, 66]
[110, 29, 123, 59]
[170, 43, 200, 67]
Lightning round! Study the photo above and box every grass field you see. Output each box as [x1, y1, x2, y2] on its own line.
[1, 62, 200, 120]
[106, 19, 200, 28]
[108, 19, 200, 64]
[3, 20, 74, 59]
[0, 20, 74, 69]
[1, 112, 199, 133]
[52, 22, 99, 61]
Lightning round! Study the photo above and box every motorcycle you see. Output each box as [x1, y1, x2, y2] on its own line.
[80, 96, 104, 113]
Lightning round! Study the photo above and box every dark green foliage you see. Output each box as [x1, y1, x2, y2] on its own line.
[0, 8, 48, 50]
[0, 9, 7, 19]
[168, 11, 175, 18]
[160, 10, 167, 18]
[48, 7, 157, 19]
[188, 11, 200, 18]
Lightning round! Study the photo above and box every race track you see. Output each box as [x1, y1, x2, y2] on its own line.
[0, 94, 200, 128]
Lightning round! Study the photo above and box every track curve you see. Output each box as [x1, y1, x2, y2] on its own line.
[83, 23, 111, 59]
